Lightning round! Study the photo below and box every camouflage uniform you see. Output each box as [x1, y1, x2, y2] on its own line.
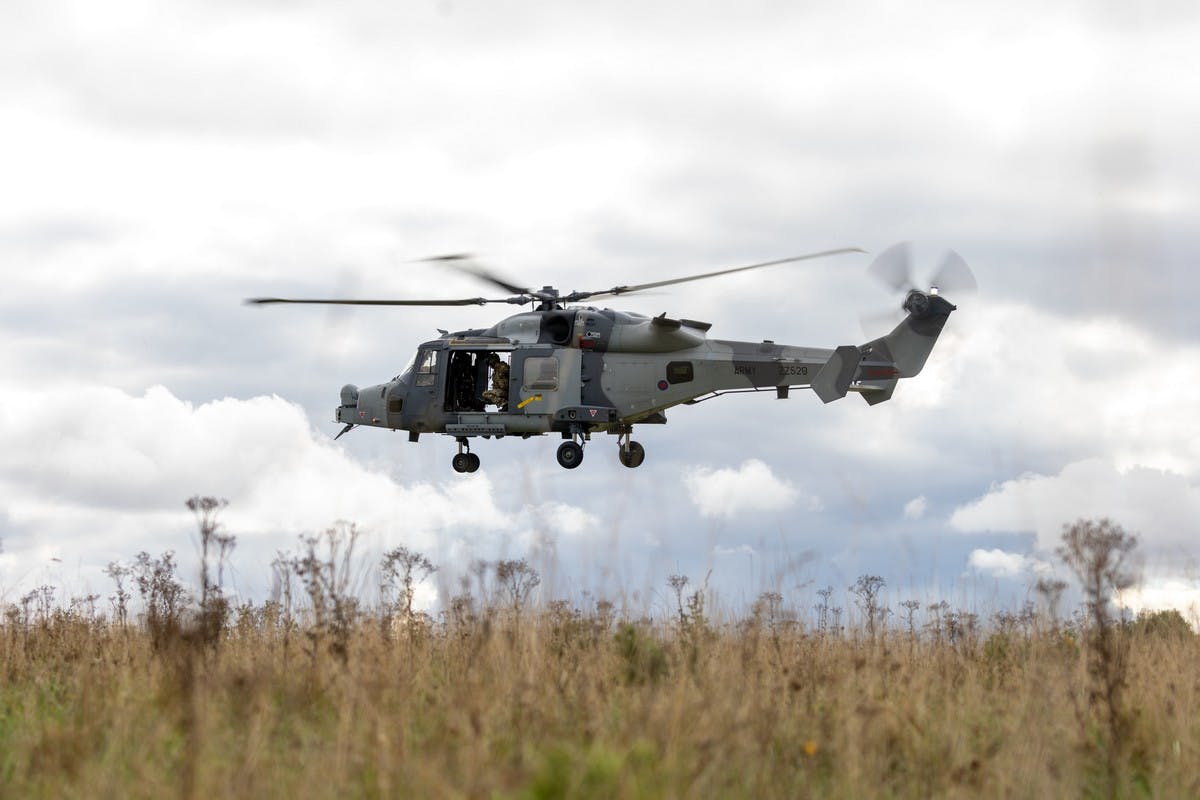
[481, 356, 509, 408]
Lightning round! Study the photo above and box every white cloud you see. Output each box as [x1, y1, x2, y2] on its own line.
[967, 548, 1051, 579]
[816, 303, 1200, 475]
[523, 502, 601, 538]
[683, 459, 818, 519]
[1119, 580, 1200, 629]
[0, 382, 595, 600]
[507, 502, 603, 552]
[950, 459, 1200, 554]
[903, 495, 927, 520]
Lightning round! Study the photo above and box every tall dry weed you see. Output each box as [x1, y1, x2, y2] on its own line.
[0, 512, 1197, 798]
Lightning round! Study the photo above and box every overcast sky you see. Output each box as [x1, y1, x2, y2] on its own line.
[2, 0, 1197, 621]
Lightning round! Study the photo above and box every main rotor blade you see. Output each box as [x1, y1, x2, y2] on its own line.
[246, 296, 508, 307]
[417, 253, 535, 297]
[928, 249, 977, 295]
[574, 247, 865, 300]
[867, 242, 914, 293]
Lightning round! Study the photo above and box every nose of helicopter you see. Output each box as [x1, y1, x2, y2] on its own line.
[336, 381, 402, 429]
[336, 383, 362, 425]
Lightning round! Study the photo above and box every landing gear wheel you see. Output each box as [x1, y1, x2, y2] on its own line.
[452, 453, 471, 473]
[465, 453, 481, 472]
[556, 441, 584, 469]
[618, 440, 645, 468]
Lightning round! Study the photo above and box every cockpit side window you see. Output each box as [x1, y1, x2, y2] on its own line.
[414, 349, 438, 387]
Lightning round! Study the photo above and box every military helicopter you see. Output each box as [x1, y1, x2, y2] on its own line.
[248, 243, 974, 472]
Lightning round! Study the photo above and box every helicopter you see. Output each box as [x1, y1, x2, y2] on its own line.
[248, 243, 974, 472]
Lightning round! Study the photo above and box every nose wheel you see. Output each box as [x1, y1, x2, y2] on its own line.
[452, 453, 480, 473]
[452, 439, 481, 473]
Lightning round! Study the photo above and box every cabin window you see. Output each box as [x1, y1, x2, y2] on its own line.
[388, 398, 403, 413]
[667, 361, 694, 384]
[414, 349, 438, 387]
[523, 356, 559, 391]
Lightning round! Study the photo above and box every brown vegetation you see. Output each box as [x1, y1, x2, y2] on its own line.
[0, 511, 1197, 798]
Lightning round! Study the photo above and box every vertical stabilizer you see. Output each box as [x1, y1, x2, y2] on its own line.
[866, 293, 956, 378]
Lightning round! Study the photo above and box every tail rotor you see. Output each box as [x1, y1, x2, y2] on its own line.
[861, 242, 976, 336]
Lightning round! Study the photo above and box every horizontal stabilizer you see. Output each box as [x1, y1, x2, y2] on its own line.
[812, 345, 862, 403]
[855, 378, 898, 405]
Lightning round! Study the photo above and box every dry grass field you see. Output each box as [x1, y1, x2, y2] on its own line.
[1, 513, 1196, 798]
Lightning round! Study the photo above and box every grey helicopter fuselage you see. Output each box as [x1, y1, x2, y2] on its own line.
[249, 244, 969, 471]
[335, 292, 955, 451]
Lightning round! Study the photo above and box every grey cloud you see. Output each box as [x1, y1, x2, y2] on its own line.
[0, 217, 121, 251]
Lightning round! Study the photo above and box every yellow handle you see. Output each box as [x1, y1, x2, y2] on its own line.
[516, 394, 543, 410]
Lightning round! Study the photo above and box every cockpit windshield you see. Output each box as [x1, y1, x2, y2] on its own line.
[394, 351, 419, 383]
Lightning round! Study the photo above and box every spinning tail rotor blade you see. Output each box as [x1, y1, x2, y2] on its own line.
[860, 243, 976, 335]
[867, 242, 915, 292]
[928, 249, 977, 295]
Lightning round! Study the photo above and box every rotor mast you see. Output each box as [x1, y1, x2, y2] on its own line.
[535, 286, 561, 311]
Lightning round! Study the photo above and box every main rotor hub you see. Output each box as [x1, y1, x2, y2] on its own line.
[536, 285, 562, 310]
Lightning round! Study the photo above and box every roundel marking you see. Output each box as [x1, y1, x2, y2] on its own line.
[657, 379, 669, 391]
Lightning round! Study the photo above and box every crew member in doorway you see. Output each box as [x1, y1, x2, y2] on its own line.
[482, 353, 509, 409]
[449, 351, 478, 411]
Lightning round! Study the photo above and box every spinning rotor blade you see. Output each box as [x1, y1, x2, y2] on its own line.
[866, 242, 914, 293]
[253, 247, 871, 313]
[417, 253, 536, 297]
[928, 249, 977, 295]
[867, 243, 977, 296]
[859, 243, 978, 335]
[573, 247, 865, 301]
[246, 296, 511, 307]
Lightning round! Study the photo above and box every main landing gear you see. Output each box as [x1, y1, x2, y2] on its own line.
[555, 427, 645, 470]
[456, 430, 645, 472]
[556, 441, 583, 469]
[556, 425, 590, 469]
[616, 430, 645, 469]
[451, 438, 480, 473]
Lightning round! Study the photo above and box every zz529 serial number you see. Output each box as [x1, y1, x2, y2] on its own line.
[778, 364, 809, 376]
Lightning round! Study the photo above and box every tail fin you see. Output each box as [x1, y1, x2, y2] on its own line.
[813, 292, 956, 405]
[865, 293, 956, 379]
